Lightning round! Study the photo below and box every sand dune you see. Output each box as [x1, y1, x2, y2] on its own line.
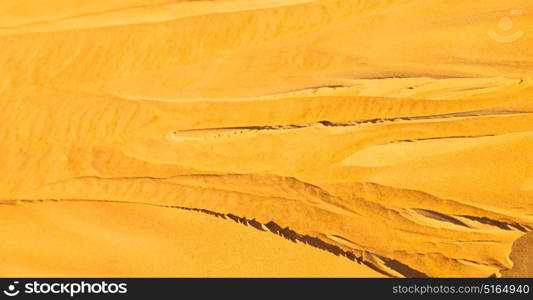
[0, 200, 385, 277]
[0, 0, 532, 277]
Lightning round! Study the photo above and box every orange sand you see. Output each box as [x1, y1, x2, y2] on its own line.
[0, 0, 532, 277]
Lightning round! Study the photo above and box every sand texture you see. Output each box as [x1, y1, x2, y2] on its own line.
[0, 0, 532, 277]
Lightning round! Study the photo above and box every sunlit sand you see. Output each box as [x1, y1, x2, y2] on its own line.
[0, 0, 532, 277]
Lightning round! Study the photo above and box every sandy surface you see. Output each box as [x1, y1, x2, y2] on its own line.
[502, 232, 533, 278]
[0, 201, 385, 277]
[0, 0, 532, 277]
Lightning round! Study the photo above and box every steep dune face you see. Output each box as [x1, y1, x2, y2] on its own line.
[0, 0, 532, 277]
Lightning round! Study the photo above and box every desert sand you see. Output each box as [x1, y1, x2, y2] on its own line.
[0, 0, 532, 277]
